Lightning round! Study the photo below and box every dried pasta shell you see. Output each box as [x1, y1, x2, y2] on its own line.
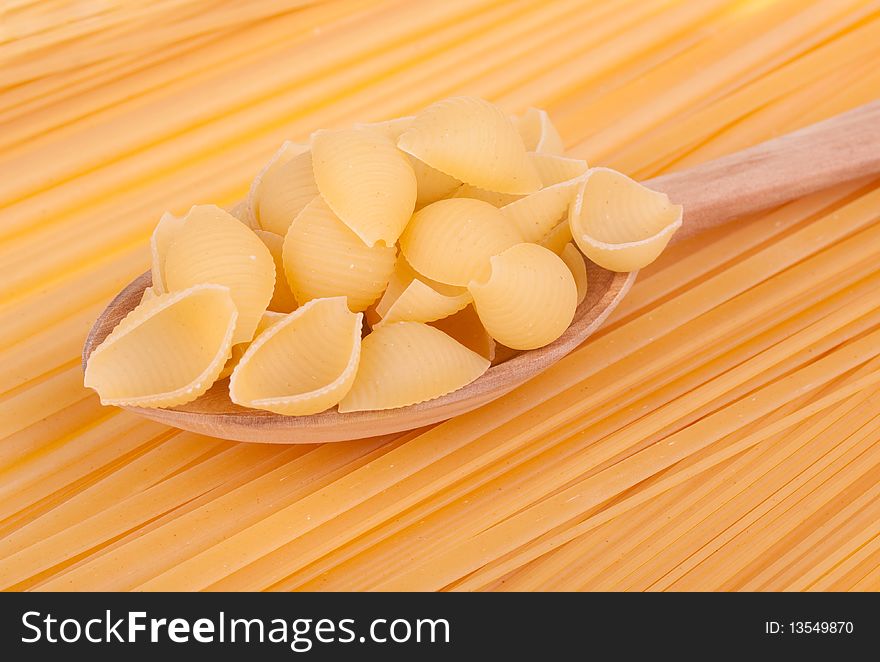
[569, 168, 683, 272]
[400, 198, 522, 287]
[230, 297, 362, 416]
[282, 196, 397, 312]
[469, 243, 577, 350]
[218, 311, 286, 380]
[256, 149, 319, 236]
[398, 96, 541, 195]
[410, 156, 460, 208]
[227, 201, 250, 225]
[529, 152, 588, 186]
[539, 220, 573, 255]
[560, 242, 588, 305]
[450, 184, 521, 207]
[376, 278, 471, 327]
[513, 107, 565, 154]
[164, 205, 275, 344]
[254, 229, 297, 313]
[374, 256, 471, 325]
[139, 286, 159, 305]
[500, 175, 584, 242]
[245, 141, 309, 229]
[84, 284, 237, 408]
[338, 322, 489, 412]
[429, 305, 495, 362]
[149, 211, 185, 294]
[311, 127, 417, 246]
[354, 115, 414, 141]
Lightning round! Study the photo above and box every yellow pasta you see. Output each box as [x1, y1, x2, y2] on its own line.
[163, 205, 276, 344]
[569, 168, 683, 272]
[450, 184, 521, 207]
[376, 278, 471, 327]
[400, 198, 523, 286]
[429, 305, 496, 362]
[411, 156, 461, 208]
[218, 311, 286, 380]
[282, 196, 397, 311]
[227, 201, 250, 225]
[149, 211, 185, 293]
[230, 297, 362, 415]
[139, 286, 159, 305]
[560, 242, 589, 305]
[253, 147, 318, 236]
[338, 322, 489, 412]
[529, 153, 588, 186]
[353, 115, 414, 141]
[513, 106, 565, 154]
[245, 141, 309, 230]
[373, 256, 470, 326]
[500, 175, 584, 242]
[311, 127, 417, 246]
[84, 284, 237, 408]
[398, 96, 542, 195]
[469, 243, 577, 350]
[538, 220, 573, 255]
[253, 229, 298, 313]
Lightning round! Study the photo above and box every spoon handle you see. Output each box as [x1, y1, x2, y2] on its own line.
[646, 99, 880, 243]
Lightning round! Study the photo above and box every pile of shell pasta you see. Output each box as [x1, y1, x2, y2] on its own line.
[85, 96, 682, 415]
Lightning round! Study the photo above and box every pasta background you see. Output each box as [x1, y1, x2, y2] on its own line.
[3, 0, 880, 592]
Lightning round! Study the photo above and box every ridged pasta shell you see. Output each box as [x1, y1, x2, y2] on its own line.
[282, 196, 397, 312]
[245, 141, 309, 229]
[354, 115, 414, 141]
[149, 210, 185, 294]
[376, 278, 471, 327]
[499, 174, 585, 242]
[230, 297, 363, 416]
[139, 286, 159, 305]
[254, 229, 297, 313]
[218, 311, 286, 380]
[513, 107, 565, 154]
[411, 155, 460, 208]
[529, 152, 588, 186]
[164, 205, 276, 344]
[311, 127, 417, 247]
[338, 322, 489, 412]
[469, 243, 577, 350]
[569, 167, 683, 272]
[539, 220, 573, 255]
[227, 201, 250, 225]
[398, 96, 541, 195]
[400, 198, 522, 286]
[429, 305, 495, 362]
[256, 149, 319, 236]
[374, 255, 471, 325]
[84, 284, 237, 408]
[450, 184, 521, 207]
[560, 243, 588, 305]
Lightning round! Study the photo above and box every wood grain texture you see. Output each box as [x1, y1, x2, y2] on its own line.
[651, 100, 880, 242]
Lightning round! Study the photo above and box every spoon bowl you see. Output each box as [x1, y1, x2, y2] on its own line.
[83, 100, 880, 442]
[83, 265, 635, 443]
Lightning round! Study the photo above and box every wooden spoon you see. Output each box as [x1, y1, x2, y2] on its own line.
[83, 100, 880, 443]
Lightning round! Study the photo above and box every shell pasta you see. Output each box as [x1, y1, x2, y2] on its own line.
[230, 297, 362, 415]
[87, 95, 681, 416]
[85, 284, 237, 408]
[469, 243, 578, 350]
[281, 196, 397, 312]
[338, 322, 490, 412]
